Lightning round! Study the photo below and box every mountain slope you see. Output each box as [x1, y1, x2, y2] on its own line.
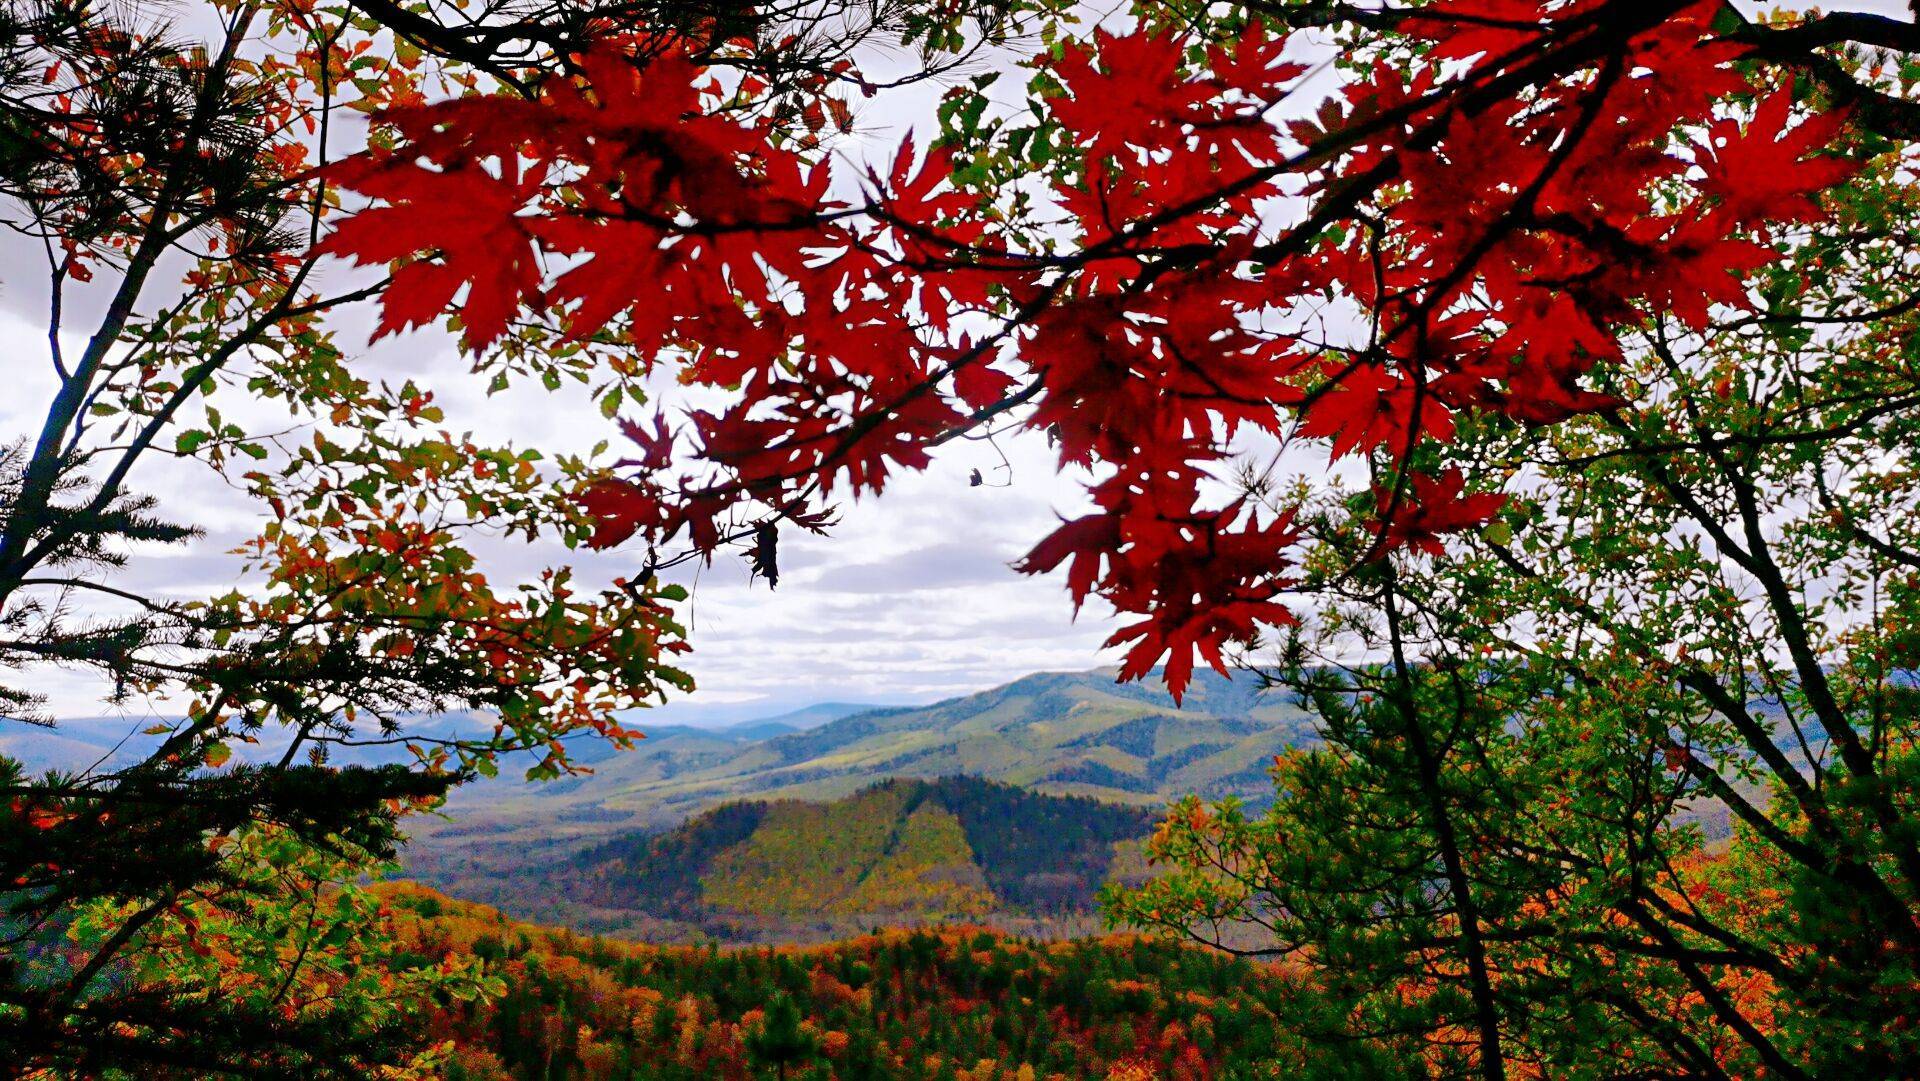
[441, 777, 1158, 941]
[0, 701, 878, 781]
[422, 668, 1311, 866]
[716, 701, 881, 738]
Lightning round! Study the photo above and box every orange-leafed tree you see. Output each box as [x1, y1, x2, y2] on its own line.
[0, 0, 1037, 1075]
[317, 1, 1920, 1078]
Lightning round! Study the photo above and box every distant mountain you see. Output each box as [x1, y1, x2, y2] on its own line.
[402, 668, 1314, 926]
[0, 699, 880, 778]
[0, 710, 624, 775]
[719, 701, 880, 735]
[429, 776, 1159, 942]
[420, 667, 1308, 842]
[0, 716, 151, 775]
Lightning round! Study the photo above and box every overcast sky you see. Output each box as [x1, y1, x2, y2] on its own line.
[0, 24, 1138, 727]
[7, 0, 1890, 726]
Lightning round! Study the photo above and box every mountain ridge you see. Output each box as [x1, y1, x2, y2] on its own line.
[427, 667, 1308, 837]
[428, 776, 1160, 942]
[400, 667, 1314, 935]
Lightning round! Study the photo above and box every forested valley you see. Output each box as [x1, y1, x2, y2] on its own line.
[6, 0, 1920, 1078]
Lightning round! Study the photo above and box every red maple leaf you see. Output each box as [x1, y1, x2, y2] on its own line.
[310, 9, 1858, 702]
[1372, 469, 1508, 557]
[576, 478, 660, 550]
[317, 157, 544, 348]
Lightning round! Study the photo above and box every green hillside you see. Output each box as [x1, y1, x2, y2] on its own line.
[445, 777, 1157, 941]
[405, 668, 1312, 889]
[399, 668, 1312, 939]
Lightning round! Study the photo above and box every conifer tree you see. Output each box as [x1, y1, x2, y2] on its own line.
[0, 0, 1040, 1073]
[747, 992, 822, 1081]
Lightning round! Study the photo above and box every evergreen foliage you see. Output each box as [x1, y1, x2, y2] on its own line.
[560, 778, 1154, 938]
[383, 883, 1316, 1080]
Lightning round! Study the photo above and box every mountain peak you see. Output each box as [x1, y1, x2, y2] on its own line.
[411, 667, 1315, 920]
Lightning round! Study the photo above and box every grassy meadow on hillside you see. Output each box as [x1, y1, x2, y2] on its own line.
[420, 777, 1158, 942]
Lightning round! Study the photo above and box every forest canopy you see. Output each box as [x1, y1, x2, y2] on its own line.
[4, 0, 1919, 1077]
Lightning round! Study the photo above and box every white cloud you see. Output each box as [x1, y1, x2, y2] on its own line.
[0, 279, 1121, 722]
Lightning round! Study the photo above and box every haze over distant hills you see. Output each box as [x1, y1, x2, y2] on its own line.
[401, 668, 1313, 931]
[3, 666, 1314, 941]
[0, 699, 887, 778]
[416, 668, 1306, 840]
[2, 670, 1300, 816]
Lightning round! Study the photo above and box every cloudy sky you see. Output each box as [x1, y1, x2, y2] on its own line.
[0, 324, 1124, 727]
[0, 28, 1138, 727]
[8, 0, 1873, 726]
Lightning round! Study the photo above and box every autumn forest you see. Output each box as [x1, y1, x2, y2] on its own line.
[4, 0, 1920, 1077]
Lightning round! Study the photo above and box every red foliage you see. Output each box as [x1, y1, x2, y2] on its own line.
[320, 5, 1856, 699]
[1371, 469, 1509, 558]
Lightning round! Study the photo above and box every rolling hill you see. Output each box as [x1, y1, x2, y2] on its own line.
[404, 668, 1312, 884]
[399, 664, 1313, 933]
[0, 701, 879, 779]
[465, 777, 1160, 941]
[378, 881, 1314, 1080]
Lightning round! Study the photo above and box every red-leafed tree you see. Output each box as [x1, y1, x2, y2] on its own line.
[318, 2, 1920, 1077]
[324, 0, 1894, 701]
[0, 0, 1038, 1075]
